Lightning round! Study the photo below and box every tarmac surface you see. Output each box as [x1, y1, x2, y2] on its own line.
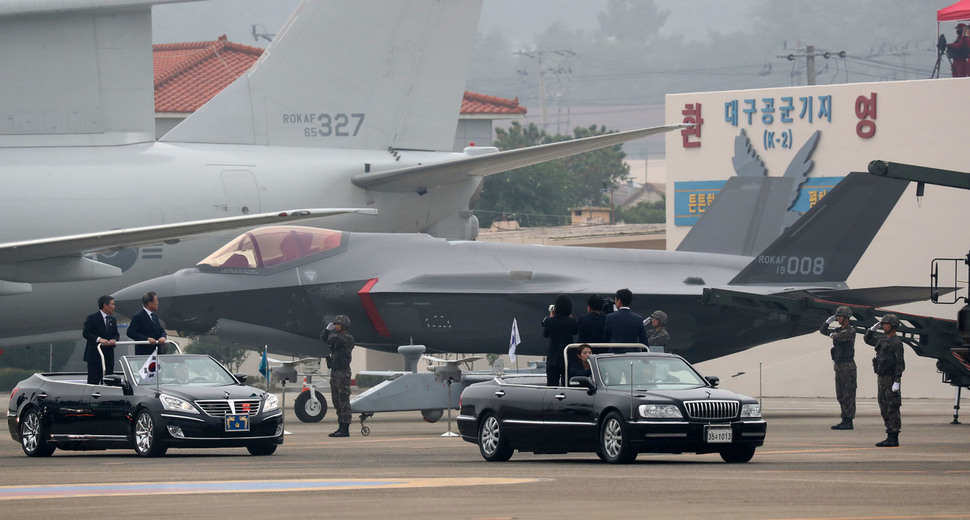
[2, 395, 969, 520]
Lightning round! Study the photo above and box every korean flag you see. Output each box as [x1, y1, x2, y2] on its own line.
[138, 348, 159, 382]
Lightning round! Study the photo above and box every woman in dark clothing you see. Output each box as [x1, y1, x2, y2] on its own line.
[568, 343, 594, 380]
[542, 294, 577, 386]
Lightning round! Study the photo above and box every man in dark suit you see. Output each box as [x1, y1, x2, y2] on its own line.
[127, 291, 167, 355]
[604, 288, 648, 346]
[82, 295, 120, 384]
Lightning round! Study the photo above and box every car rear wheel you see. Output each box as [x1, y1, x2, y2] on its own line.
[294, 391, 327, 423]
[600, 411, 636, 464]
[247, 443, 278, 456]
[478, 414, 513, 462]
[133, 409, 167, 457]
[719, 445, 756, 463]
[20, 408, 55, 457]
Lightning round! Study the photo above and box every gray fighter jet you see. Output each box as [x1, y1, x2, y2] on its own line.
[114, 171, 930, 363]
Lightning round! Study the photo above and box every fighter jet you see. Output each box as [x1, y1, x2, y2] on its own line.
[0, 0, 678, 347]
[114, 171, 931, 363]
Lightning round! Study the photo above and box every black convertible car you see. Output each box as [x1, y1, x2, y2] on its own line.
[7, 354, 284, 457]
[457, 351, 766, 463]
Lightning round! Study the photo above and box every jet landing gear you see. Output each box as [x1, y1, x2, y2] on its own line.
[294, 375, 328, 423]
[358, 413, 373, 436]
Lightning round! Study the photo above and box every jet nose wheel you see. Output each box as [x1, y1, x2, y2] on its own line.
[294, 390, 327, 423]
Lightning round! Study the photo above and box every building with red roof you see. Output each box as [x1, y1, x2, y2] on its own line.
[152, 36, 525, 149]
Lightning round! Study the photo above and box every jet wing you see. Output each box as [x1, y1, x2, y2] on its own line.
[351, 124, 687, 193]
[0, 208, 375, 285]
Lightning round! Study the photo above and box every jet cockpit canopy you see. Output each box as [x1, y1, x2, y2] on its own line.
[198, 226, 345, 269]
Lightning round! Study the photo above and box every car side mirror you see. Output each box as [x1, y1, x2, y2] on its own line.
[234, 373, 248, 384]
[569, 376, 595, 390]
[705, 376, 720, 387]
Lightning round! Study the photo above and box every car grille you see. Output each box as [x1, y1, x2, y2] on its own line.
[195, 399, 262, 417]
[683, 400, 739, 420]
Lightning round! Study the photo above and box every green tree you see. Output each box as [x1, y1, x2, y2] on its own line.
[615, 197, 665, 224]
[476, 122, 628, 228]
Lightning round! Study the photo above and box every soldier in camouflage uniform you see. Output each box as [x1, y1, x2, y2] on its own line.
[644, 310, 670, 352]
[821, 306, 856, 430]
[324, 314, 355, 437]
[864, 313, 905, 447]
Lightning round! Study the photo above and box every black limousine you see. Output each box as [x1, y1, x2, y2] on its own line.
[8, 354, 283, 457]
[457, 350, 766, 463]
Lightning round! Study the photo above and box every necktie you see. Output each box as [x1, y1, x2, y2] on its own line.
[151, 313, 160, 331]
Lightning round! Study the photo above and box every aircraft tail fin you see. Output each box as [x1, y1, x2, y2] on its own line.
[729, 172, 908, 286]
[676, 176, 795, 256]
[161, 0, 483, 152]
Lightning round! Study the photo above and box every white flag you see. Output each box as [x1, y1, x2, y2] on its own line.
[138, 347, 159, 382]
[508, 318, 521, 363]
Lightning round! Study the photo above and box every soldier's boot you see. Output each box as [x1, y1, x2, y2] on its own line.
[831, 417, 853, 430]
[329, 422, 350, 438]
[875, 431, 899, 447]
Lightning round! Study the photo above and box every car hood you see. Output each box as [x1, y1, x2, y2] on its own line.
[146, 384, 270, 402]
[617, 387, 751, 403]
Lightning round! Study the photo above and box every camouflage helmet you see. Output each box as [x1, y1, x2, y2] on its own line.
[332, 315, 351, 329]
[880, 313, 901, 329]
[834, 306, 852, 318]
[650, 310, 668, 326]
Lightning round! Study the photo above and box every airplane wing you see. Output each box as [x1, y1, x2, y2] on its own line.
[0, 208, 376, 285]
[351, 124, 687, 193]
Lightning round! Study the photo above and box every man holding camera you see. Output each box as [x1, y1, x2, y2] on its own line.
[947, 23, 970, 77]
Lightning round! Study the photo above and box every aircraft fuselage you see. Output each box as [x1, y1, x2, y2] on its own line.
[0, 142, 481, 345]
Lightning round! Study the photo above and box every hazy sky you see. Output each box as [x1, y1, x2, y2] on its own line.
[151, 0, 755, 47]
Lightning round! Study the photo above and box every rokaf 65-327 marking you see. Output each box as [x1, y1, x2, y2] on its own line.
[281, 113, 366, 137]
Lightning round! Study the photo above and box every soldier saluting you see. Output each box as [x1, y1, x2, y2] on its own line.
[323, 315, 354, 438]
[821, 306, 856, 430]
[865, 314, 905, 447]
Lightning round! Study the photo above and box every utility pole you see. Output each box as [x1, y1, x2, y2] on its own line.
[515, 48, 574, 132]
[779, 45, 845, 85]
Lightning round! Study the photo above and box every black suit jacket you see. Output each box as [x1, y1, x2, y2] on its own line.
[127, 308, 167, 355]
[604, 308, 648, 344]
[83, 311, 119, 379]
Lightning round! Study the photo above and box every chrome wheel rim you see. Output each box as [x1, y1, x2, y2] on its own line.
[604, 417, 622, 459]
[481, 416, 500, 455]
[134, 412, 154, 453]
[21, 411, 40, 453]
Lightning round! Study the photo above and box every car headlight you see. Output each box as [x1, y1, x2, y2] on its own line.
[159, 393, 199, 414]
[740, 403, 761, 418]
[638, 404, 683, 419]
[264, 393, 280, 412]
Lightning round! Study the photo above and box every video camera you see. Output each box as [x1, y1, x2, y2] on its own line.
[939, 33, 948, 55]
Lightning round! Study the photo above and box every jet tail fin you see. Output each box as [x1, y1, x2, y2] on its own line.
[161, 0, 483, 152]
[729, 172, 908, 286]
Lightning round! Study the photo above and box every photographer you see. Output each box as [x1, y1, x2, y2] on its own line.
[947, 23, 970, 77]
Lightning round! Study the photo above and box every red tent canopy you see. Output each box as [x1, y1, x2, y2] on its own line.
[939, 0, 970, 22]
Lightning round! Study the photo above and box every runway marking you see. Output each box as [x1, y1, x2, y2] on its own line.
[760, 515, 970, 520]
[0, 477, 546, 501]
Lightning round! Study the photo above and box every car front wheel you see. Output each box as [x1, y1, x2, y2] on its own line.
[478, 414, 513, 462]
[720, 445, 756, 463]
[20, 408, 55, 457]
[600, 411, 636, 464]
[247, 443, 278, 456]
[133, 409, 167, 457]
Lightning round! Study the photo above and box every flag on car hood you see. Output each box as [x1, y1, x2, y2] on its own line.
[139, 348, 159, 382]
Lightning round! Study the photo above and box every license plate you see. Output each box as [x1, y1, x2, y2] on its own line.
[706, 425, 732, 443]
[225, 414, 250, 432]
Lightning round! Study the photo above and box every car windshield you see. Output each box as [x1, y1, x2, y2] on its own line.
[595, 356, 707, 390]
[125, 355, 238, 386]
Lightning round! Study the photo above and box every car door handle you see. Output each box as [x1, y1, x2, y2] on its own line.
[493, 390, 505, 397]
[91, 392, 102, 399]
[37, 392, 47, 400]
[554, 393, 566, 400]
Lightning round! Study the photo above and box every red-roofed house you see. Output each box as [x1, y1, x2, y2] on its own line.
[153, 36, 525, 150]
